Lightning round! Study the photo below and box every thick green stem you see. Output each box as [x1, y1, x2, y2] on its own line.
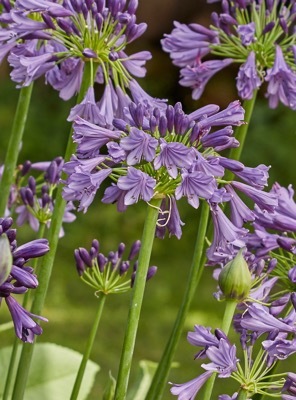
[11, 64, 92, 400]
[202, 300, 237, 400]
[0, 84, 33, 216]
[145, 201, 210, 400]
[3, 224, 46, 400]
[237, 389, 249, 400]
[114, 198, 161, 400]
[224, 93, 258, 181]
[70, 294, 106, 400]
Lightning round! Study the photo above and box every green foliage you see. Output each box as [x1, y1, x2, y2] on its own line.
[0, 343, 99, 400]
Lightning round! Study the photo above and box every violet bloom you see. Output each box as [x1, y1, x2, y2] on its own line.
[236, 51, 261, 100]
[5, 296, 48, 343]
[240, 303, 296, 334]
[265, 46, 296, 110]
[0, 217, 49, 342]
[231, 181, 278, 212]
[117, 167, 156, 205]
[155, 196, 184, 240]
[154, 140, 196, 179]
[120, 127, 158, 165]
[180, 58, 233, 100]
[162, 1, 296, 109]
[161, 21, 218, 67]
[202, 338, 238, 377]
[170, 370, 213, 400]
[175, 170, 216, 208]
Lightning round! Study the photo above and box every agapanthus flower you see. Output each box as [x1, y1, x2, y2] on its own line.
[7, 158, 76, 236]
[1, 0, 160, 114]
[0, 217, 49, 342]
[74, 239, 157, 294]
[162, 0, 296, 109]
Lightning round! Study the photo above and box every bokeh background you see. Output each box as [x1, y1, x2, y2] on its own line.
[0, 1, 295, 399]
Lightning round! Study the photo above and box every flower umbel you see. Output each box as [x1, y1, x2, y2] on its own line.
[74, 239, 157, 295]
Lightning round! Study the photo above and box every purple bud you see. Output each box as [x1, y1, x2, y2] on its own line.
[128, 240, 141, 260]
[130, 270, 136, 287]
[291, 293, 296, 310]
[42, 13, 56, 30]
[109, 51, 119, 61]
[78, 248, 93, 268]
[149, 116, 157, 133]
[288, 267, 296, 284]
[267, 258, 277, 273]
[74, 249, 86, 276]
[1, 217, 13, 232]
[166, 105, 175, 133]
[92, 239, 99, 252]
[263, 21, 275, 34]
[277, 237, 296, 253]
[13, 239, 49, 260]
[146, 266, 157, 281]
[97, 253, 107, 272]
[117, 242, 125, 258]
[20, 161, 31, 176]
[119, 261, 130, 275]
[28, 176, 36, 193]
[83, 48, 98, 59]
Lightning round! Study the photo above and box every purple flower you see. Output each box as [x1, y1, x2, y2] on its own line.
[187, 325, 219, 358]
[237, 23, 256, 46]
[67, 86, 105, 125]
[231, 181, 278, 212]
[262, 337, 296, 365]
[179, 58, 233, 100]
[73, 118, 122, 158]
[226, 185, 255, 227]
[175, 170, 216, 208]
[265, 46, 296, 110]
[5, 295, 48, 343]
[202, 338, 239, 377]
[120, 127, 158, 165]
[236, 51, 261, 100]
[161, 21, 218, 67]
[240, 303, 296, 334]
[170, 370, 213, 400]
[117, 167, 156, 205]
[154, 140, 196, 179]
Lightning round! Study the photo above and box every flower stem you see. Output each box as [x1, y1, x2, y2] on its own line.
[224, 93, 258, 181]
[202, 300, 237, 400]
[114, 198, 161, 400]
[0, 84, 33, 216]
[237, 389, 249, 400]
[70, 294, 107, 400]
[2, 223, 46, 400]
[11, 63, 92, 400]
[145, 201, 210, 400]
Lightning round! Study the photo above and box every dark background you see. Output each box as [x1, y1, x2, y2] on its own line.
[0, 1, 295, 398]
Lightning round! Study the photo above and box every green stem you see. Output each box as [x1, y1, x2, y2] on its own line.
[145, 201, 210, 400]
[0, 84, 33, 216]
[114, 198, 161, 400]
[11, 63, 92, 400]
[202, 300, 237, 400]
[3, 223, 46, 400]
[70, 294, 107, 400]
[224, 93, 258, 181]
[237, 389, 249, 400]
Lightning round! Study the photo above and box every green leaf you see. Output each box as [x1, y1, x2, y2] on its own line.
[0, 343, 100, 400]
[103, 371, 116, 400]
[127, 360, 158, 400]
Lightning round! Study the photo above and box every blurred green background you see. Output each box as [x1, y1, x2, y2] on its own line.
[0, 1, 295, 399]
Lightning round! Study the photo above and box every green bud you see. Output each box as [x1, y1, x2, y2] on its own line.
[0, 234, 13, 286]
[218, 248, 252, 302]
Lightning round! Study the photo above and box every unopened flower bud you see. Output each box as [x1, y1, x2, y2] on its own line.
[0, 234, 13, 285]
[218, 248, 252, 301]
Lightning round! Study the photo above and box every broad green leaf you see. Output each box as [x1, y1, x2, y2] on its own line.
[127, 360, 158, 400]
[0, 343, 100, 400]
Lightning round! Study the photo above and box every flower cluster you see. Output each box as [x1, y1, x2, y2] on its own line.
[1, 158, 76, 235]
[0, 0, 156, 114]
[62, 97, 279, 240]
[74, 239, 157, 294]
[0, 217, 49, 342]
[162, 0, 296, 109]
[171, 297, 296, 400]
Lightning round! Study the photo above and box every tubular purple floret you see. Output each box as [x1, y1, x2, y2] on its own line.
[78, 247, 93, 267]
